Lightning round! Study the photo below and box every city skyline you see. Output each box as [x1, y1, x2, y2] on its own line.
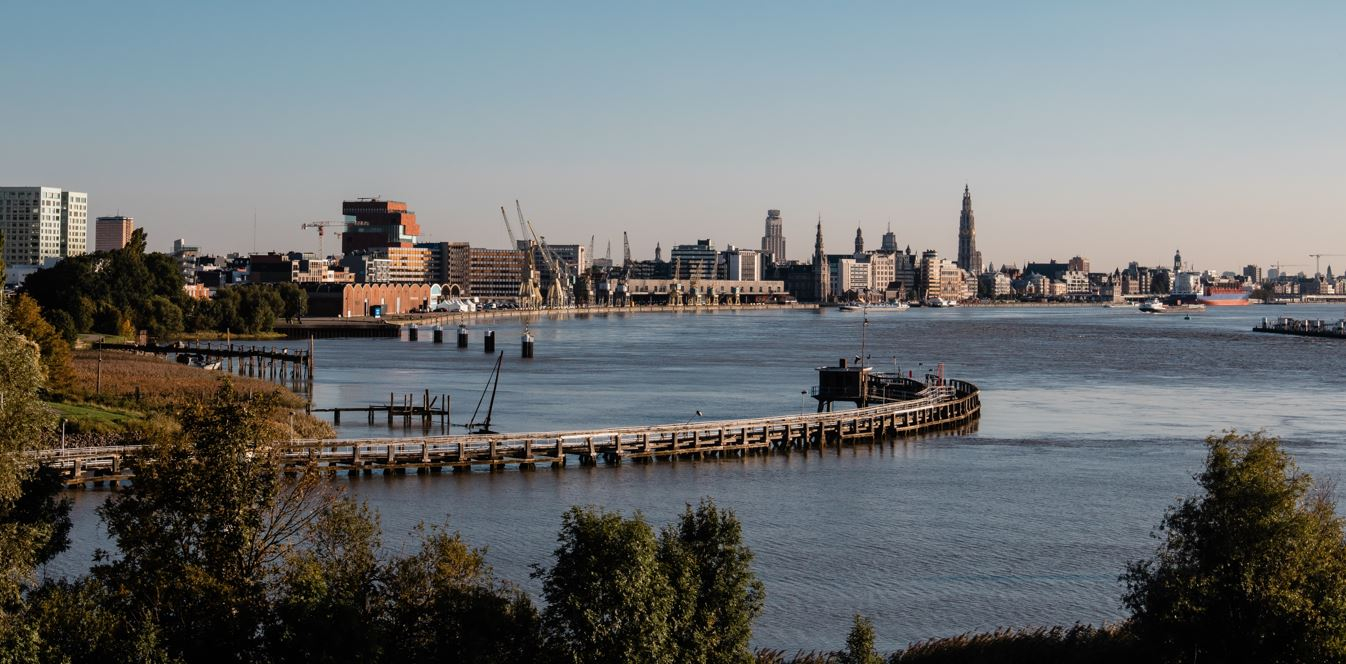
[3, 3, 1343, 269]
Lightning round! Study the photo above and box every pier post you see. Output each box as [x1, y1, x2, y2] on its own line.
[484, 330, 496, 353]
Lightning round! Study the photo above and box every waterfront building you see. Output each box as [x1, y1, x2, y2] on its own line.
[813, 219, 830, 302]
[670, 239, 718, 280]
[957, 185, 982, 275]
[979, 271, 1013, 298]
[724, 247, 762, 281]
[760, 209, 785, 266]
[1243, 264, 1263, 282]
[1063, 270, 1090, 295]
[340, 198, 421, 254]
[339, 246, 432, 283]
[1025, 260, 1069, 282]
[466, 247, 526, 301]
[419, 241, 471, 294]
[0, 186, 88, 267]
[94, 215, 134, 252]
[624, 277, 788, 305]
[1068, 256, 1090, 273]
[304, 282, 437, 317]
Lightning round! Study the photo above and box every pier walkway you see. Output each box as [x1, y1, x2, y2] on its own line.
[35, 373, 979, 487]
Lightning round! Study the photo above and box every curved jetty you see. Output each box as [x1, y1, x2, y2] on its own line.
[36, 366, 980, 487]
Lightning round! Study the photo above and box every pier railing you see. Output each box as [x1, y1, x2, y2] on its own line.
[35, 374, 980, 487]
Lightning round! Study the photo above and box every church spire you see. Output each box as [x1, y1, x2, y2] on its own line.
[957, 184, 981, 274]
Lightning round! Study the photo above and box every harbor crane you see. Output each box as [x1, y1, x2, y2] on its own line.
[300, 220, 366, 257]
[1309, 253, 1345, 277]
[505, 203, 541, 309]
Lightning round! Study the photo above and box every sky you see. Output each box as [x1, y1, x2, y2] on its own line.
[3, 1, 1344, 272]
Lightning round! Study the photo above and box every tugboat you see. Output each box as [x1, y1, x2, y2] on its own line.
[1138, 299, 1167, 313]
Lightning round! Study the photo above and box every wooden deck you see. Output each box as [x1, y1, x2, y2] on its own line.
[35, 374, 980, 487]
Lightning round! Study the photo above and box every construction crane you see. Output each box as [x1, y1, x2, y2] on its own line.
[300, 220, 366, 257]
[1309, 253, 1345, 277]
[1271, 261, 1307, 278]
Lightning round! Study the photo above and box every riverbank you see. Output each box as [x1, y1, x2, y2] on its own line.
[274, 302, 816, 338]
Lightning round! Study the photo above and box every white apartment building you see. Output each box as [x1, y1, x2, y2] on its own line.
[725, 248, 761, 281]
[0, 186, 88, 266]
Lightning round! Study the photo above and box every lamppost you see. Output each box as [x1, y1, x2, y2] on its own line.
[683, 410, 703, 427]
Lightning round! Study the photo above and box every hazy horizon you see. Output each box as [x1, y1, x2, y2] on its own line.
[3, 2, 1343, 272]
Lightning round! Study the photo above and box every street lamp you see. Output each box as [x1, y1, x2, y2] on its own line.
[683, 410, 703, 427]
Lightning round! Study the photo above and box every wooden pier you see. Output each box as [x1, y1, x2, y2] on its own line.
[34, 372, 979, 487]
[1254, 316, 1346, 340]
[92, 340, 314, 391]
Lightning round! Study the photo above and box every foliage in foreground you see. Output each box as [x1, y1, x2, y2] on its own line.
[1122, 431, 1346, 663]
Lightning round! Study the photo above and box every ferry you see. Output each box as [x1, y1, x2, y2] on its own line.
[1138, 299, 1167, 313]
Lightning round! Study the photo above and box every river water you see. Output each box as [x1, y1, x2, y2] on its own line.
[52, 304, 1346, 650]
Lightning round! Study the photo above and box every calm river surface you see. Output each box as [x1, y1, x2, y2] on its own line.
[54, 304, 1346, 650]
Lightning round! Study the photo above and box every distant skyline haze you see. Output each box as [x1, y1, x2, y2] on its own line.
[3, 2, 1343, 272]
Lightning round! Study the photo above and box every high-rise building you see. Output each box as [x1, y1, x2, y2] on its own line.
[0, 186, 88, 266]
[95, 215, 134, 252]
[760, 209, 785, 265]
[1067, 256, 1090, 273]
[813, 218, 830, 302]
[957, 185, 982, 274]
[881, 223, 897, 252]
[1242, 264, 1263, 282]
[340, 198, 421, 254]
[670, 240, 717, 279]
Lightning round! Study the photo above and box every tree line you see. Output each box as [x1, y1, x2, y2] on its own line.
[2, 297, 1346, 661]
[14, 228, 306, 340]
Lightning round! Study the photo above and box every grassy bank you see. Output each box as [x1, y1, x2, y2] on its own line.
[59, 350, 332, 439]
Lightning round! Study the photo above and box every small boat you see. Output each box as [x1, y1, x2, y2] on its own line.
[926, 297, 958, 308]
[1139, 299, 1167, 313]
[175, 353, 222, 370]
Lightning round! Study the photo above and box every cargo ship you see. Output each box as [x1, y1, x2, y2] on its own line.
[1197, 285, 1251, 306]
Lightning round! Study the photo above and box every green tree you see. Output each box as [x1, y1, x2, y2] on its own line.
[538, 506, 675, 664]
[1122, 432, 1346, 663]
[140, 295, 185, 340]
[0, 298, 62, 644]
[94, 380, 331, 661]
[838, 614, 883, 664]
[5, 294, 76, 394]
[277, 282, 308, 323]
[658, 498, 764, 664]
[270, 499, 385, 663]
[381, 521, 541, 663]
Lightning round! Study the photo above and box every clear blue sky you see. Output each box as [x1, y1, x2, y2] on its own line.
[3, 1, 1344, 272]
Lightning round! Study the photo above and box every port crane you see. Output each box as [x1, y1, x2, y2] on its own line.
[1309, 253, 1345, 277]
[503, 203, 542, 309]
[300, 220, 366, 257]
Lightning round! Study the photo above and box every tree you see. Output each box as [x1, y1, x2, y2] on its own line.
[838, 614, 883, 664]
[139, 295, 184, 340]
[538, 506, 675, 664]
[0, 298, 62, 643]
[94, 380, 331, 661]
[5, 294, 76, 394]
[1122, 432, 1346, 663]
[270, 498, 385, 663]
[277, 282, 308, 323]
[381, 521, 541, 663]
[658, 498, 764, 664]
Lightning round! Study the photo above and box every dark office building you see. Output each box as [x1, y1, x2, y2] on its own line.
[340, 198, 422, 254]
